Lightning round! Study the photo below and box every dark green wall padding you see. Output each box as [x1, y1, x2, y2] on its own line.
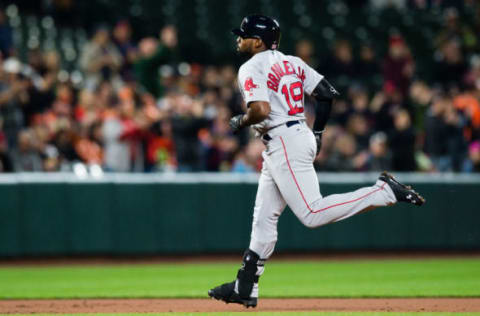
[1, 182, 479, 257]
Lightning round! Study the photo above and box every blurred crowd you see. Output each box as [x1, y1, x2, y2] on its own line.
[1, 4, 480, 173]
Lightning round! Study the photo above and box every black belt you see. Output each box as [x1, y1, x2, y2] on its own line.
[286, 120, 300, 128]
[262, 120, 300, 142]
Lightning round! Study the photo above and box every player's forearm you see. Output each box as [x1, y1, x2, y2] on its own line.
[240, 101, 271, 127]
[313, 99, 333, 132]
[311, 78, 339, 132]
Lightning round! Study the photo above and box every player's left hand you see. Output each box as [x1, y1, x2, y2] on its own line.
[229, 114, 245, 133]
[314, 130, 324, 156]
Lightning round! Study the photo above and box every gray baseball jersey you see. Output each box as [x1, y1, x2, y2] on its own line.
[237, 50, 323, 134]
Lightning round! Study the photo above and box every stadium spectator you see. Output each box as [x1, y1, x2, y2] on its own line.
[408, 80, 434, 131]
[463, 141, 480, 172]
[134, 25, 177, 98]
[112, 20, 137, 81]
[146, 119, 176, 172]
[295, 39, 317, 68]
[0, 119, 12, 171]
[346, 114, 370, 151]
[355, 43, 381, 90]
[434, 40, 468, 90]
[102, 86, 146, 172]
[0, 9, 13, 57]
[349, 86, 374, 123]
[204, 105, 238, 171]
[319, 39, 356, 91]
[366, 131, 392, 171]
[434, 7, 478, 54]
[314, 124, 341, 170]
[79, 26, 123, 90]
[444, 101, 467, 171]
[168, 92, 210, 172]
[424, 95, 453, 171]
[232, 139, 264, 173]
[453, 88, 480, 142]
[370, 82, 406, 132]
[0, 57, 30, 148]
[465, 55, 480, 90]
[324, 133, 367, 172]
[383, 34, 415, 98]
[52, 127, 80, 168]
[389, 109, 417, 171]
[22, 50, 58, 124]
[75, 121, 104, 167]
[9, 129, 43, 171]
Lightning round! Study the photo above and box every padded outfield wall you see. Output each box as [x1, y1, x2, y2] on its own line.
[0, 173, 479, 257]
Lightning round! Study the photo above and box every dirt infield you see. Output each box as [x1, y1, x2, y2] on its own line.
[1, 298, 480, 314]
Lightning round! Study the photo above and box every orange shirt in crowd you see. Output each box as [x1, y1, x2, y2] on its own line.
[454, 93, 480, 128]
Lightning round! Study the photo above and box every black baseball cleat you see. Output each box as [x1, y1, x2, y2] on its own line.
[379, 171, 425, 206]
[208, 281, 257, 308]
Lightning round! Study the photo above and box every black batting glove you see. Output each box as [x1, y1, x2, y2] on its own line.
[229, 114, 245, 133]
[314, 130, 324, 156]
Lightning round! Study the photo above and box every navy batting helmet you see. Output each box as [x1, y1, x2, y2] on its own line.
[232, 14, 281, 50]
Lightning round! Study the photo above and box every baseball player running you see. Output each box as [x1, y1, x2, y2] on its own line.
[208, 14, 425, 308]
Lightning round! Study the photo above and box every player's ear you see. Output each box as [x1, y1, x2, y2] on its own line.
[254, 38, 263, 49]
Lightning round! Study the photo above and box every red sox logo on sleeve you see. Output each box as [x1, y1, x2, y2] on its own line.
[244, 77, 258, 96]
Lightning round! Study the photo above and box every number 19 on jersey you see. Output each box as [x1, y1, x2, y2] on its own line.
[281, 81, 304, 115]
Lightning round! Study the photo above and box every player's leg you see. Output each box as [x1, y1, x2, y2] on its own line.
[208, 159, 286, 307]
[249, 154, 287, 259]
[244, 155, 286, 299]
[266, 127, 397, 228]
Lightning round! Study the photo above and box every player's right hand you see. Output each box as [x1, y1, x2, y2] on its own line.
[314, 130, 323, 156]
[229, 114, 245, 133]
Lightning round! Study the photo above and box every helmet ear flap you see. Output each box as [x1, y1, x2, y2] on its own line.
[273, 32, 281, 50]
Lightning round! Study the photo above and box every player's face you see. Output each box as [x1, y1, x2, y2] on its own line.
[236, 36, 255, 55]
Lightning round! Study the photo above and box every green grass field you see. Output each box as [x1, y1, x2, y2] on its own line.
[1, 257, 480, 315]
[1, 258, 479, 298]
